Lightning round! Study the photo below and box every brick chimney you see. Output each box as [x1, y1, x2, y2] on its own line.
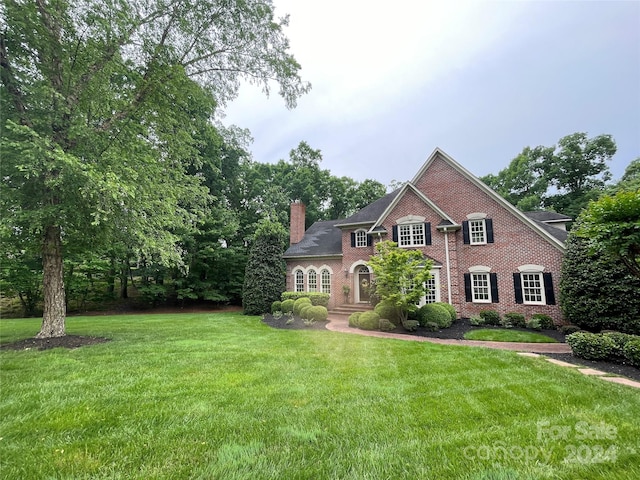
[289, 201, 306, 245]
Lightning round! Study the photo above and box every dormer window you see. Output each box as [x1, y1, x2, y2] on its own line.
[351, 229, 372, 248]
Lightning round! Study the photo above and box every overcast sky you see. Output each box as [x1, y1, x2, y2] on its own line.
[224, 0, 640, 189]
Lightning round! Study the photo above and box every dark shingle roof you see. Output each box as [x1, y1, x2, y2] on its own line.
[523, 211, 572, 222]
[528, 219, 569, 243]
[335, 188, 401, 226]
[283, 220, 343, 258]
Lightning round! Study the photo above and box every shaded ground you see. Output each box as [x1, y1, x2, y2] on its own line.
[0, 335, 110, 351]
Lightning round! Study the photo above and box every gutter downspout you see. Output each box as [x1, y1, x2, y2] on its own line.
[443, 228, 452, 304]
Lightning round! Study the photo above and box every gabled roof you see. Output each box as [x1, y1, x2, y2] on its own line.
[413, 148, 566, 252]
[371, 182, 458, 230]
[283, 220, 343, 258]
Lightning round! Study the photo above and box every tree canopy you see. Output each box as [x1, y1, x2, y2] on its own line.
[1, 0, 310, 337]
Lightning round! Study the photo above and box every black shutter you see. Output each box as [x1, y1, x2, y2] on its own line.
[513, 273, 523, 304]
[350, 232, 356, 247]
[367, 234, 373, 247]
[543, 273, 556, 305]
[486, 218, 494, 243]
[462, 221, 470, 244]
[425, 222, 432, 245]
[490, 273, 499, 303]
[392, 225, 398, 243]
[464, 273, 472, 302]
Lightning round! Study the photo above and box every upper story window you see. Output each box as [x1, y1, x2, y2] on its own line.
[399, 223, 425, 247]
[351, 230, 371, 248]
[463, 213, 494, 245]
[392, 215, 432, 247]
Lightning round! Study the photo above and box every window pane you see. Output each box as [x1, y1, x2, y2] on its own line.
[522, 273, 543, 303]
[295, 270, 304, 292]
[470, 220, 486, 244]
[308, 270, 317, 292]
[399, 225, 411, 246]
[356, 231, 367, 247]
[472, 273, 490, 301]
[412, 223, 424, 245]
[321, 269, 331, 294]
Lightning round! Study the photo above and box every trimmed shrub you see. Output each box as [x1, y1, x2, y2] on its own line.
[281, 292, 330, 307]
[374, 302, 401, 325]
[281, 299, 295, 314]
[623, 339, 640, 367]
[602, 332, 634, 360]
[501, 312, 526, 329]
[307, 306, 328, 322]
[293, 297, 312, 316]
[434, 302, 457, 323]
[299, 304, 313, 319]
[469, 315, 484, 326]
[527, 313, 554, 330]
[560, 233, 640, 335]
[479, 309, 501, 326]
[418, 304, 452, 329]
[559, 324, 581, 335]
[358, 311, 380, 331]
[379, 318, 396, 332]
[348, 312, 362, 328]
[271, 301, 282, 314]
[424, 322, 439, 332]
[402, 320, 419, 332]
[566, 332, 617, 361]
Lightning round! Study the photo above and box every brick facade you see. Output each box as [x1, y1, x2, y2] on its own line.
[284, 149, 567, 323]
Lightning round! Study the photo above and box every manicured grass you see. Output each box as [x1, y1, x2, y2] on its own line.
[1, 313, 639, 479]
[464, 328, 559, 343]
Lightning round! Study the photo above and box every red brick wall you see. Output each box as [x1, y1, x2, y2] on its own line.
[289, 202, 306, 245]
[285, 152, 566, 324]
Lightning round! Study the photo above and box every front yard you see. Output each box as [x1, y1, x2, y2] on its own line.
[1, 312, 639, 479]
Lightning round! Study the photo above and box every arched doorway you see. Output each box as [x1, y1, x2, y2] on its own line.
[356, 265, 371, 303]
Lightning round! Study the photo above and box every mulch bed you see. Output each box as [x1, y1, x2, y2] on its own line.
[0, 335, 111, 351]
[262, 314, 640, 382]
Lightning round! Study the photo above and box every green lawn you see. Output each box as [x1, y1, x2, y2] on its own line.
[464, 329, 559, 343]
[1, 313, 639, 479]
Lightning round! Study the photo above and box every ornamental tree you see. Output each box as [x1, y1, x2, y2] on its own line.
[574, 190, 640, 279]
[366, 241, 433, 325]
[1, 0, 309, 337]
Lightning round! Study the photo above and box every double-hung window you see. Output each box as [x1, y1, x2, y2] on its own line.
[464, 266, 498, 304]
[469, 219, 486, 244]
[514, 265, 555, 305]
[471, 272, 491, 303]
[294, 270, 304, 292]
[307, 269, 317, 292]
[463, 214, 494, 245]
[321, 269, 331, 294]
[399, 223, 425, 247]
[355, 230, 367, 247]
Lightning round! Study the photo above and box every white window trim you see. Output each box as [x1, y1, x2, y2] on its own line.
[355, 229, 368, 248]
[294, 269, 304, 293]
[468, 266, 492, 303]
[418, 268, 441, 306]
[398, 223, 426, 247]
[469, 219, 487, 245]
[517, 265, 546, 305]
[466, 212, 488, 220]
[307, 269, 318, 292]
[320, 269, 331, 294]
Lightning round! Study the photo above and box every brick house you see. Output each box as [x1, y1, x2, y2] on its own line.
[283, 148, 570, 323]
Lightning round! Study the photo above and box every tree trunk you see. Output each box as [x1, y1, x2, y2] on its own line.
[36, 225, 66, 338]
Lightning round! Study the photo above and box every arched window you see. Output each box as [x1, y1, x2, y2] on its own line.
[294, 269, 304, 292]
[321, 269, 331, 294]
[307, 269, 317, 292]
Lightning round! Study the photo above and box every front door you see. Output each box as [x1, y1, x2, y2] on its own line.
[358, 266, 371, 303]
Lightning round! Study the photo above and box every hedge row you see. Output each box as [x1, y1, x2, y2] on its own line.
[469, 310, 555, 330]
[566, 331, 640, 366]
[281, 292, 330, 307]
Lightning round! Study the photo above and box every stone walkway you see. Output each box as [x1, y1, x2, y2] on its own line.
[327, 315, 640, 389]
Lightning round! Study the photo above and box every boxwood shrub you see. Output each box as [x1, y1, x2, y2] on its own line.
[271, 301, 282, 314]
[379, 318, 396, 332]
[374, 302, 401, 325]
[479, 309, 501, 326]
[402, 320, 419, 332]
[348, 312, 362, 328]
[299, 304, 313, 319]
[281, 299, 295, 314]
[526, 313, 554, 330]
[307, 306, 328, 322]
[501, 312, 526, 329]
[469, 315, 484, 326]
[433, 302, 456, 323]
[281, 292, 330, 307]
[566, 332, 617, 361]
[293, 297, 312, 316]
[623, 339, 640, 367]
[418, 304, 452, 329]
[358, 311, 380, 331]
